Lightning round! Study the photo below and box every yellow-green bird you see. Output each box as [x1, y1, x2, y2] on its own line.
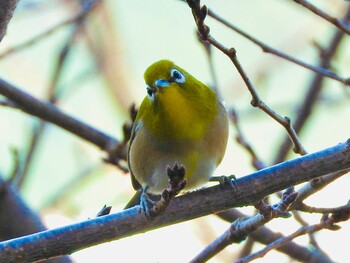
[128, 60, 229, 196]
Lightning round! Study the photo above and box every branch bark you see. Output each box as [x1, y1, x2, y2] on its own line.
[0, 0, 18, 42]
[0, 140, 349, 262]
[0, 78, 119, 153]
[274, 5, 350, 163]
[0, 177, 72, 263]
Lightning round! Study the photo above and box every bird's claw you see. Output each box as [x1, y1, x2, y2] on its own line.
[210, 174, 237, 193]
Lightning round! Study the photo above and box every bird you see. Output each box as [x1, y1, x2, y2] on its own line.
[127, 59, 229, 205]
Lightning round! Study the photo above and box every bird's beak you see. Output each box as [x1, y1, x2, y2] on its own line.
[154, 79, 170, 88]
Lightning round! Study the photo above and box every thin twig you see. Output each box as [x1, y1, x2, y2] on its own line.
[190, 190, 298, 263]
[186, 0, 307, 156]
[16, 2, 89, 189]
[235, 212, 349, 263]
[297, 201, 350, 215]
[291, 210, 320, 249]
[292, 0, 350, 35]
[217, 209, 324, 262]
[274, 6, 350, 163]
[0, 0, 101, 59]
[291, 169, 350, 210]
[0, 0, 19, 43]
[229, 109, 265, 170]
[206, 8, 350, 86]
[0, 78, 121, 158]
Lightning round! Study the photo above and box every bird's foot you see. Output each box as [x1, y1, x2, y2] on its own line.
[141, 163, 187, 218]
[210, 174, 237, 193]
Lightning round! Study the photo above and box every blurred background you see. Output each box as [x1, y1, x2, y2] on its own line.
[0, 0, 349, 262]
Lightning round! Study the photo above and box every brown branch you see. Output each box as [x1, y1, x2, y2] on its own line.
[0, 176, 73, 263]
[206, 7, 350, 86]
[16, 1, 95, 188]
[292, 0, 350, 35]
[291, 210, 321, 249]
[1, 140, 350, 262]
[198, 25, 264, 170]
[0, 78, 124, 161]
[235, 212, 349, 263]
[190, 190, 297, 263]
[0, 0, 18, 43]
[0, 0, 101, 59]
[291, 169, 350, 210]
[186, 0, 307, 156]
[229, 108, 265, 170]
[217, 209, 325, 262]
[274, 6, 350, 163]
[297, 201, 350, 215]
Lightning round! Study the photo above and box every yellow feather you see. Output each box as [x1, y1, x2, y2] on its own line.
[128, 60, 228, 194]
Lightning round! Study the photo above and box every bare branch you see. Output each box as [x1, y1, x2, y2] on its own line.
[0, 0, 19, 43]
[235, 212, 349, 263]
[206, 7, 350, 86]
[186, 0, 307, 155]
[274, 6, 350, 163]
[0, 0, 101, 59]
[0, 78, 122, 159]
[229, 109, 265, 170]
[292, 0, 350, 35]
[291, 169, 350, 210]
[218, 209, 326, 262]
[190, 190, 297, 262]
[297, 201, 350, 214]
[0, 140, 349, 262]
[0, 176, 73, 263]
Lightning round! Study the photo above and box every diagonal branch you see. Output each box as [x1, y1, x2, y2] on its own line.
[235, 212, 349, 263]
[274, 5, 350, 163]
[0, 140, 349, 262]
[0, 78, 122, 158]
[206, 7, 350, 86]
[0, 0, 101, 59]
[0, 0, 19, 43]
[292, 0, 350, 35]
[186, 0, 307, 155]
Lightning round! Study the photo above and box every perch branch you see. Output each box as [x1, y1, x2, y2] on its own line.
[0, 140, 349, 262]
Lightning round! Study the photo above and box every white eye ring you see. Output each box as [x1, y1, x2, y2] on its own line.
[170, 68, 185, 84]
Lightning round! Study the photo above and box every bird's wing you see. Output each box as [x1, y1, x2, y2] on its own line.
[127, 120, 143, 190]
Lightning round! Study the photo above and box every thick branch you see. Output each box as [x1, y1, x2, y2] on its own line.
[0, 0, 18, 42]
[0, 78, 119, 153]
[0, 177, 72, 263]
[0, 140, 349, 262]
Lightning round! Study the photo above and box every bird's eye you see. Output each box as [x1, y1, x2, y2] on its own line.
[170, 68, 185, 84]
[146, 86, 154, 100]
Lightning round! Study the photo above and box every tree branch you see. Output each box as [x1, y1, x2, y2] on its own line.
[0, 140, 349, 262]
[0, 78, 123, 160]
[235, 212, 349, 263]
[206, 6, 350, 86]
[186, 0, 307, 155]
[0, 177, 73, 263]
[274, 5, 350, 163]
[217, 209, 328, 262]
[0, 0, 18, 43]
[292, 0, 350, 35]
